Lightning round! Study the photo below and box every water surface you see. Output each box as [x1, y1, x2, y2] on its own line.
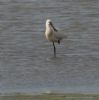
[0, 0, 99, 94]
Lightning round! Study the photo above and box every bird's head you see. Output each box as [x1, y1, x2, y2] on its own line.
[46, 19, 52, 26]
[45, 19, 57, 32]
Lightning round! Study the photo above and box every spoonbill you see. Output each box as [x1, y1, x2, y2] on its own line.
[45, 19, 66, 57]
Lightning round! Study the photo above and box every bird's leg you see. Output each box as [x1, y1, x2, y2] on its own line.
[58, 40, 60, 44]
[52, 42, 56, 57]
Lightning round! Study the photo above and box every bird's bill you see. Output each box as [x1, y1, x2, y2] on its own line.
[50, 22, 58, 32]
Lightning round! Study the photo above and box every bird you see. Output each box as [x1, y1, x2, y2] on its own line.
[45, 19, 67, 57]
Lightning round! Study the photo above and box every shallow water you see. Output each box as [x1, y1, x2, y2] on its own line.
[0, 0, 99, 94]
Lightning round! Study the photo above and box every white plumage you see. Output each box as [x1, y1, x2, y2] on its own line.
[45, 19, 67, 57]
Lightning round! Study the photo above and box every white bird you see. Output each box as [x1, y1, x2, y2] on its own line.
[45, 19, 67, 57]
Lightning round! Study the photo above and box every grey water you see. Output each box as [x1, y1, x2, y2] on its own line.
[0, 0, 99, 94]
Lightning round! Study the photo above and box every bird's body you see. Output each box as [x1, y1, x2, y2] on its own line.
[45, 19, 66, 57]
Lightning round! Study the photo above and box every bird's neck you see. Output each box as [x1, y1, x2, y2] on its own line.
[46, 25, 53, 32]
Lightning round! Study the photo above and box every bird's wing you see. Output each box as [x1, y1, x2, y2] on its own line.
[54, 29, 67, 39]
